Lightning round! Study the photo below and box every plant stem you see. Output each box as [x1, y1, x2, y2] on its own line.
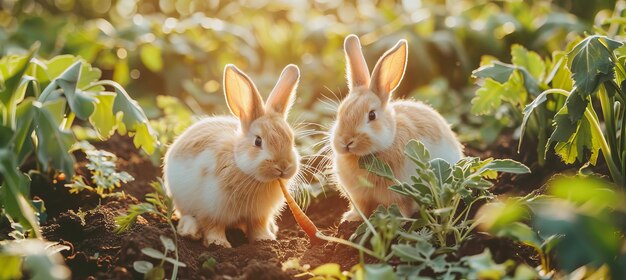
[161, 214, 180, 280]
[315, 232, 380, 260]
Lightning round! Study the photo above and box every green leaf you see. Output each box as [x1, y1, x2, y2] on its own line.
[14, 98, 35, 162]
[141, 248, 166, 260]
[89, 93, 116, 138]
[511, 44, 546, 81]
[32, 100, 75, 177]
[549, 110, 600, 165]
[404, 140, 430, 166]
[133, 261, 153, 274]
[471, 72, 526, 115]
[0, 127, 41, 237]
[159, 236, 175, 251]
[0, 45, 37, 106]
[429, 158, 452, 184]
[568, 36, 622, 96]
[51, 61, 97, 119]
[108, 82, 158, 154]
[358, 154, 394, 181]
[363, 264, 397, 280]
[476, 159, 530, 174]
[35, 55, 102, 89]
[140, 44, 163, 72]
[472, 62, 514, 83]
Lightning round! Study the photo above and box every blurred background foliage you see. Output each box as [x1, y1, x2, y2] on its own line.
[1, 0, 616, 151]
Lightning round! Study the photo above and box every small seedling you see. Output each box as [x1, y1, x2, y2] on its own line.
[65, 142, 134, 196]
[133, 235, 186, 280]
[116, 178, 183, 280]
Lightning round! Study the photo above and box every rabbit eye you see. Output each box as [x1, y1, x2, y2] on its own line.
[368, 110, 376, 121]
[254, 136, 262, 147]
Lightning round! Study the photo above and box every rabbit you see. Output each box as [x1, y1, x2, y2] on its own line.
[330, 34, 464, 222]
[163, 64, 301, 248]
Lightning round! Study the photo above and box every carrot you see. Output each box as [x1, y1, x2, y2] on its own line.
[278, 179, 322, 245]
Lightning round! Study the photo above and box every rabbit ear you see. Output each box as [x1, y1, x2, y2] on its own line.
[369, 39, 408, 104]
[224, 64, 265, 131]
[266, 64, 300, 117]
[344, 34, 370, 90]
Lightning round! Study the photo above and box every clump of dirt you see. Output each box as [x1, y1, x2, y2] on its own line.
[26, 134, 544, 279]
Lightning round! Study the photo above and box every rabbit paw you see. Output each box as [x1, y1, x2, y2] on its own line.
[203, 233, 231, 248]
[250, 228, 276, 241]
[177, 215, 201, 240]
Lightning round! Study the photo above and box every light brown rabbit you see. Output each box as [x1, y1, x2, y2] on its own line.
[331, 35, 464, 221]
[164, 64, 301, 247]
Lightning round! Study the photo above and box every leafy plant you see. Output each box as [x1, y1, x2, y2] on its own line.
[0, 45, 157, 236]
[0, 238, 71, 280]
[471, 44, 574, 164]
[115, 178, 183, 280]
[133, 235, 186, 280]
[522, 34, 626, 186]
[477, 175, 626, 278]
[65, 142, 134, 196]
[317, 140, 529, 278]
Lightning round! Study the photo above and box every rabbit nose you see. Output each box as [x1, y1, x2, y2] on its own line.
[345, 140, 354, 151]
[274, 167, 284, 176]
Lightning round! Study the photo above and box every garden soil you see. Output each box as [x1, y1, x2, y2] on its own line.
[29, 134, 566, 279]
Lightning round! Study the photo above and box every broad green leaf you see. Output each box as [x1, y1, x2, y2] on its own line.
[564, 89, 587, 123]
[0, 45, 37, 106]
[89, 93, 116, 138]
[472, 62, 514, 83]
[550, 111, 600, 165]
[32, 100, 75, 177]
[140, 44, 163, 72]
[548, 52, 573, 91]
[0, 127, 41, 237]
[358, 154, 394, 181]
[477, 159, 530, 174]
[132, 123, 156, 155]
[429, 158, 452, 184]
[52, 60, 97, 119]
[568, 36, 622, 96]
[14, 98, 35, 162]
[471, 72, 526, 115]
[404, 140, 430, 166]
[511, 44, 545, 81]
[35, 55, 102, 89]
[107, 82, 158, 154]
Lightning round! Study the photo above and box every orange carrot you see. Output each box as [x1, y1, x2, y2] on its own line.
[278, 179, 322, 245]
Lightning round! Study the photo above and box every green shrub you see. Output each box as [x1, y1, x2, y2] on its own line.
[0, 45, 157, 236]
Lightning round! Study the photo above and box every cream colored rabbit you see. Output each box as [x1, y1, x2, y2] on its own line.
[331, 35, 464, 221]
[164, 64, 301, 247]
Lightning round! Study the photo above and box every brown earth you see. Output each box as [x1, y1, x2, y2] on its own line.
[26, 133, 562, 279]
